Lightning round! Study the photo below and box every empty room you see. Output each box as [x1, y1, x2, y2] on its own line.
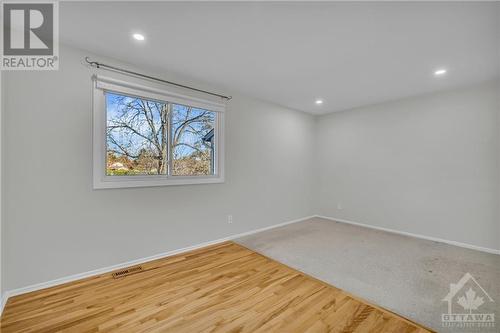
[0, 1, 499, 332]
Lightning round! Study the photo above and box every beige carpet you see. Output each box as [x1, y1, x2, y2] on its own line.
[235, 217, 500, 333]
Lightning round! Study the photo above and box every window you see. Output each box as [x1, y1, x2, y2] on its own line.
[93, 76, 225, 188]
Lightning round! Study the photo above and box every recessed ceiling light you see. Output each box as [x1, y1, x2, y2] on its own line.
[315, 99, 323, 105]
[434, 69, 447, 76]
[132, 33, 145, 41]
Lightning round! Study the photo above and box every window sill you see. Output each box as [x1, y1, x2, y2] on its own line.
[93, 175, 225, 189]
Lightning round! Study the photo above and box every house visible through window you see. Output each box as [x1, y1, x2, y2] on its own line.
[93, 76, 225, 188]
[170, 104, 215, 176]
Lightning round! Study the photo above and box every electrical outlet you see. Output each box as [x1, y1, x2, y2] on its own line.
[337, 203, 343, 210]
[227, 215, 233, 224]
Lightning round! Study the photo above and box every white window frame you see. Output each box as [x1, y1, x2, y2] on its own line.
[92, 75, 225, 189]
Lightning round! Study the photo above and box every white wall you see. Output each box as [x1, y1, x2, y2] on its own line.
[497, 81, 500, 249]
[315, 81, 500, 251]
[2, 45, 315, 291]
[0, 70, 3, 299]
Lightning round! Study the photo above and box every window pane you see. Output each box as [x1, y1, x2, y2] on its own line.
[106, 92, 168, 176]
[171, 104, 216, 176]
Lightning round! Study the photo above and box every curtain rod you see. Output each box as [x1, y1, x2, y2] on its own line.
[84, 57, 232, 101]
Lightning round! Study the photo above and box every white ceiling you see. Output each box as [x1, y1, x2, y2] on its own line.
[60, 2, 500, 114]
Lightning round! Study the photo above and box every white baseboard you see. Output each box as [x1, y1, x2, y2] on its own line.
[315, 215, 500, 255]
[1, 292, 6, 316]
[0, 215, 315, 315]
[3, 213, 498, 315]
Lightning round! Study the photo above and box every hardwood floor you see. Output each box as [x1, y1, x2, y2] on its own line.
[1, 242, 433, 333]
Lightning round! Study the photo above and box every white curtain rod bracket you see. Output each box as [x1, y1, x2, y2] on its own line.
[85, 57, 232, 101]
